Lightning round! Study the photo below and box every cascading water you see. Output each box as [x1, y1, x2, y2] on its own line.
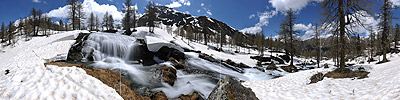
[81, 32, 275, 99]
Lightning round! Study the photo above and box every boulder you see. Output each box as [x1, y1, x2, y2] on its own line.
[151, 91, 168, 100]
[155, 46, 186, 61]
[266, 64, 277, 70]
[207, 76, 259, 100]
[67, 33, 91, 62]
[169, 57, 185, 69]
[279, 54, 290, 62]
[199, 53, 217, 62]
[160, 66, 177, 86]
[179, 92, 204, 100]
[281, 65, 298, 73]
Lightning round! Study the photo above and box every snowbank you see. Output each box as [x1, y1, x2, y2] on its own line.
[145, 36, 184, 52]
[243, 54, 400, 100]
[0, 31, 123, 100]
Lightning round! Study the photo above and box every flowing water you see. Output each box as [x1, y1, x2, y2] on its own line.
[82, 33, 275, 99]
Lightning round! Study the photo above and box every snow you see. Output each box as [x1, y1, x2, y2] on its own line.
[0, 31, 123, 100]
[243, 54, 400, 100]
[145, 36, 184, 52]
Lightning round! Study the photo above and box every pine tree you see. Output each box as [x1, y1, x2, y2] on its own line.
[88, 12, 95, 31]
[145, 1, 157, 33]
[122, 0, 136, 34]
[395, 24, 400, 48]
[95, 15, 100, 31]
[103, 12, 109, 30]
[108, 15, 114, 30]
[1, 22, 5, 42]
[59, 20, 64, 31]
[314, 23, 321, 68]
[285, 8, 296, 66]
[76, 2, 84, 30]
[7, 21, 16, 44]
[67, 0, 78, 30]
[18, 18, 24, 35]
[321, 0, 373, 68]
[379, 0, 394, 63]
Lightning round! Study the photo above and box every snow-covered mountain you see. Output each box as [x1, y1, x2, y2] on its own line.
[138, 6, 241, 37]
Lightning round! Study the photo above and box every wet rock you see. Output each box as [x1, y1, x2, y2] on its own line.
[281, 65, 298, 73]
[67, 33, 91, 62]
[155, 47, 186, 61]
[208, 76, 259, 100]
[160, 66, 177, 86]
[179, 92, 204, 100]
[279, 54, 290, 62]
[199, 53, 216, 62]
[169, 57, 185, 69]
[136, 87, 156, 97]
[151, 91, 168, 100]
[255, 67, 265, 72]
[223, 59, 251, 68]
[266, 63, 277, 70]
[324, 63, 329, 68]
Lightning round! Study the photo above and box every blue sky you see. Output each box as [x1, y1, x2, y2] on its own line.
[1, 0, 400, 39]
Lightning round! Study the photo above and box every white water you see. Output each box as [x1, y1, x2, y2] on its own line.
[83, 33, 274, 99]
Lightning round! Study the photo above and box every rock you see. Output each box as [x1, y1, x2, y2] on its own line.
[67, 33, 91, 62]
[266, 64, 277, 70]
[223, 59, 250, 68]
[270, 56, 285, 64]
[255, 67, 265, 72]
[279, 54, 290, 62]
[155, 47, 186, 61]
[281, 65, 298, 73]
[309, 72, 324, 84]
[179, 92, 204, 100]
[152, 91, 168, 100]
[5, 69, 10, 75]
[208, 76, 259, 100]
[323, 63, 329, 68]
[199, 53, 217, 62]
[169, 57, 185, 69]
[160, 66, 177, 86]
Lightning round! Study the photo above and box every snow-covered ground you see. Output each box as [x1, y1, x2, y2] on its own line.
[243, 53, 400, 100]
[0, 31, 123, 100]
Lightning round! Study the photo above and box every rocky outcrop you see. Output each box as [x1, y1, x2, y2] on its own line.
[207, 76, 259, 100]
[169, 57, 185, 69]
[266, 63, 277, 70]
[67, 33, 90, 62]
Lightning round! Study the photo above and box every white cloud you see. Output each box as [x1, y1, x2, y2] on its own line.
[206, 10, 212, 16]
[240, 26, 263, 34]
[269, 0, 321, 12]
[249, 14, 255, 19]
[391, 0, 400, 6]
[197, 10, 201, 13]
[179, 0, 191, 6]
[294, 23, 312, 31]
[32, 0, 41, 3]
[201, 3, 204, 7]
[47, 0, 124, 24]
[241, 10, 278, 34]
[166, 2, 182, 8]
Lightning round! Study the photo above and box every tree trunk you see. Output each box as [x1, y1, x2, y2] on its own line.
[338, 0, 346, 68]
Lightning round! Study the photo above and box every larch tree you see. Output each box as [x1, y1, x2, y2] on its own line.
[103, 12, 109, 30]
[108, 15, 114, 30]
[76, 2, 84, 30]
[379, 0, 395, 63]
[1, 22, 5, 42]
[321, 0, 373, 68]
[7, 21, 16, 44]
[88, 12, 95, 31]
[284, 8, 296, 66]
[395, 24, 400, 48]
[145, 1, 157, 33]
[67, 0, 78, 30]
